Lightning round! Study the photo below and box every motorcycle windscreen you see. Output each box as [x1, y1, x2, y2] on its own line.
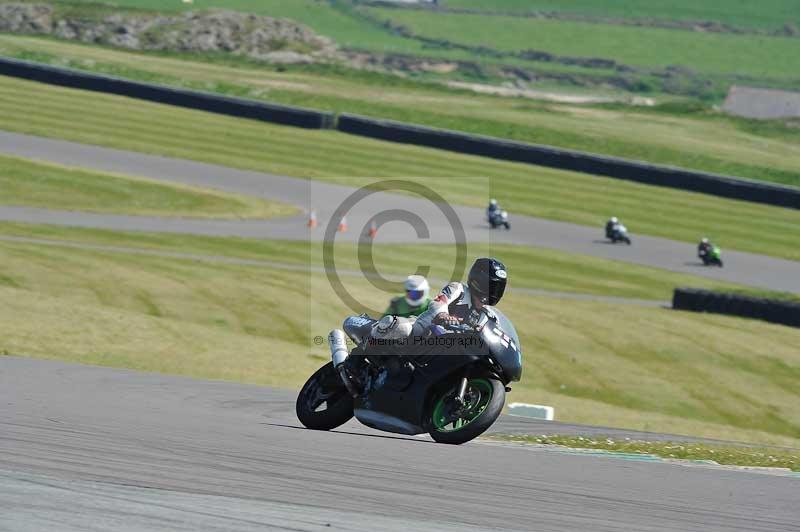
[482, 306, 523, 382]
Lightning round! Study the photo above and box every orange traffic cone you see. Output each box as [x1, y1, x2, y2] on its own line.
[337, 216, 348, 233]
[368, 220, 378, 239]
[307, 210, 318, 229]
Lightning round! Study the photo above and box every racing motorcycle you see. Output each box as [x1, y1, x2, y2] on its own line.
[488, 210, 511, 230]
[296, 309, 523, 445]
[608, 223, 632, 245]
[699, 245, 723, 267]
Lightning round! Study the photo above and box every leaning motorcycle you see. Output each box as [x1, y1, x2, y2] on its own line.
[488, 210, 511, 230]
[700, 245, 723, 267]
[296, 309, 522, 445]
[608, 224, 632, 245]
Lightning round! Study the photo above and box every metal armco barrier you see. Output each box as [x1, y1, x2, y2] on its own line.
[0, 57, 334, 129]
[673, 288, 800, 328]
[337, 114, 800, 210]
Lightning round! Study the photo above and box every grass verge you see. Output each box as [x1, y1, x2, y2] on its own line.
[0, 221, 746, 300]
[484, 435, 800, 470]
[1, 75, 799, 260]
[0, 154, 297, 218]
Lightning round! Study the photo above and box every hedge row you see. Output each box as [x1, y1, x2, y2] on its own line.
[672, 288, 800, 328]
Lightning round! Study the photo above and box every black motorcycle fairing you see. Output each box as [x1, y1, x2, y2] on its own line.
[481, 307, 523, 382]
[340, 309, 521, 435]
[354, 353, 487, 435]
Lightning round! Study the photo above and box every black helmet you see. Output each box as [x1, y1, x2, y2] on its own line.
[468, 257, 507, 306]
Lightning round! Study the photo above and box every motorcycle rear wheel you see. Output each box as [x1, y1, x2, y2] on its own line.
[296, 362, 354, 431]
[428, 377, 505, 445]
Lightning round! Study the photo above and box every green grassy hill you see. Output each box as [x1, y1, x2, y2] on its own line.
[368, 7, 800, 80]
[442, 0, 800, 30]
[52, 0, 800, 99]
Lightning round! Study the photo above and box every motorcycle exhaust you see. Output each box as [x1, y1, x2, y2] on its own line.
[329, 329, 359, 398]
[328, 329, 349, 367]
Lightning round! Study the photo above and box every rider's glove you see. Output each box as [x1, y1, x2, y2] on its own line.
[433, 312, 461, 327]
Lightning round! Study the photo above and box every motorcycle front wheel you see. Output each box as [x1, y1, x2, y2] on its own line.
[427, 377, 505, 445]
[296, 362, 354, 431]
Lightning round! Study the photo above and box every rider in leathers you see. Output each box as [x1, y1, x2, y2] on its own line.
[334, 258, 508, 392]
[396, 257, 507, 338]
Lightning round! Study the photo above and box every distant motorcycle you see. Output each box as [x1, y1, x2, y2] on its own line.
[489, 210, 511, 230]
[296, 309, 523, 445]
[699, 245, 723, 267]
[608, 223, 631, 245]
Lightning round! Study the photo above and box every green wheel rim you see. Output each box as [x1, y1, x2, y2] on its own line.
[432, 378, 493, 433]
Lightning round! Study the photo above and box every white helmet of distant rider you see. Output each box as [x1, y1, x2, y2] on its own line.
[405, 275, 430, 306]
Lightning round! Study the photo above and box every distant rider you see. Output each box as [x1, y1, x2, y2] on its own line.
[698, 237, 713, 259]
[486, 199, 500, 222]
[384, 275, 431, 318]
[605, 217, 619, 240]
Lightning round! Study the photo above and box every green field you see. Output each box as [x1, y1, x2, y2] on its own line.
[1, 224, 799, 447]
[52, 0, 800, 98]
[368, 7, 800, 80]
[3, 35, 800, 188]
[2, 74, 799, 261]
[0, 154, 294, 218]
[443, 0, 800, 30]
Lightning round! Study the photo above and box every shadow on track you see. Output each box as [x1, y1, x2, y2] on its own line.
[261, 422, 434, 444]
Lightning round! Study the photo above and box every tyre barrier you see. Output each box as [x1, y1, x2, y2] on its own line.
[2, 56, 799, 209]
[672, 288, 800, 328]
[0, 57, 334, 130]
[337, 114, 800, 210]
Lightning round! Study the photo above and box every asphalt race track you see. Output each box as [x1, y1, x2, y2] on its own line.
[1, 131, 798, 294]
[2, 357, 798, 532]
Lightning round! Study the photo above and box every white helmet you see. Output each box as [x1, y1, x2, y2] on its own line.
[701, 237, 709, 244]
[610, 217, 618, 223]
[404, 275, 430, 306]
[490, 199, 498, 206]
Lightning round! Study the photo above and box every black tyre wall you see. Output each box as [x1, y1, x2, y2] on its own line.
[673, 288, 800, 328]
